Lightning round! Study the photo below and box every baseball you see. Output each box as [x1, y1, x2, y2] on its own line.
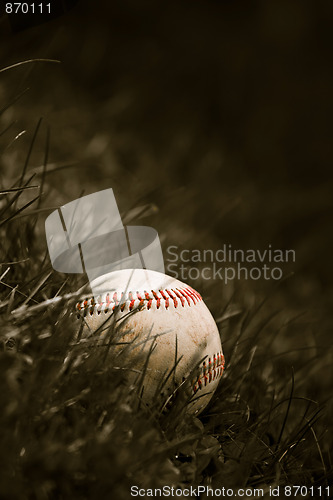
[76, 269, 224, 414]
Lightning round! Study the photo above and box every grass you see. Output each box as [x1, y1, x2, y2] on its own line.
[1, 48, 332, 500]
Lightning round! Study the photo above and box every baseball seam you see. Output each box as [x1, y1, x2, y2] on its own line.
[193, 352, 225, 393]
[76, 286, 202, 315]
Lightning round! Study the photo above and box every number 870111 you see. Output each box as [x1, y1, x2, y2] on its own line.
[5, 3, 51, 14]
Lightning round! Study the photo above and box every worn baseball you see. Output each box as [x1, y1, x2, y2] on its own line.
[76, 269, 224, 414]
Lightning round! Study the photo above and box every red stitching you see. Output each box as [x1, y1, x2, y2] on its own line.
[166, 289, 178, 308]
[178, 289, 191, 306]
[184, 288, 197, 305]
[193, 352, 225, 394]
[159, 289, 169, 309]
[173, 289, 185, 307]
[128, 291, 135, 311]
[189, 287, 201, 303]
[150, 290, 161, 309]
[77, 285, 202, 315]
